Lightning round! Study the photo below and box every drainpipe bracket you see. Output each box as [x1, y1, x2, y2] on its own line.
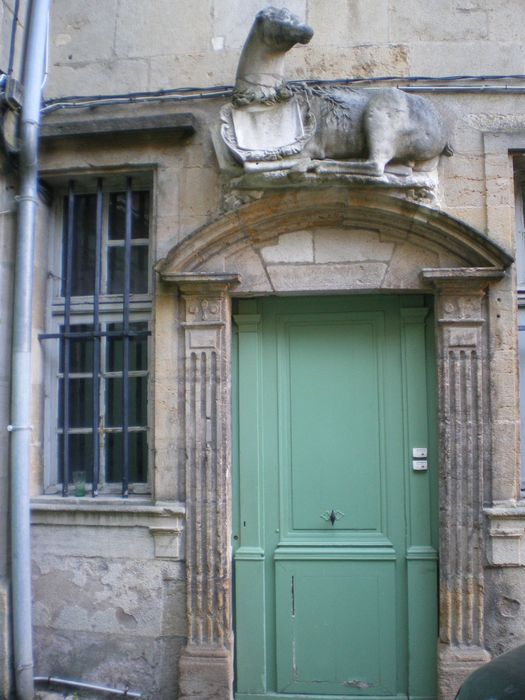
[15, 194, 39, 205]
[4, 77, 24, 111]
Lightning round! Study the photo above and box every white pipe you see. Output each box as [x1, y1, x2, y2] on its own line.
[10, 0, 51, 698]
[34, 676, 142, 698]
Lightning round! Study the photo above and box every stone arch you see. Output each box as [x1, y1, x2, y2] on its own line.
[158, 190, 512, 700]
[159, 189, 512, 287]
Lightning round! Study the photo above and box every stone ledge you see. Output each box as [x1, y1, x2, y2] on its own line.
[31, 499, 186, 560]
[41, 112, 197, 141]
[31, 497, 185, 528]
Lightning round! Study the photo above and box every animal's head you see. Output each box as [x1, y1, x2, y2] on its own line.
[255, 6, 313, 51]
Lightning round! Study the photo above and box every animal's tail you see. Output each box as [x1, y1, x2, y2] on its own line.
[442, 142, 454, 157]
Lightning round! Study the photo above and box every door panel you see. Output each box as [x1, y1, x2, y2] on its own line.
[284, 316, 383, 533]
[275, 560, 397, 695]
[233, 296, 437, 700]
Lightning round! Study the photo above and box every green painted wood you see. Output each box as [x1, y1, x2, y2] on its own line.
[233, 296, 437, 699]
[407, 558, 438, 699]
[236, 694, 430, 700]
[234, 557, 267, 693]
[275, 560, 397, 695]
[278, 314, 384, 535]
[400, 307, 438, 699]
[237, 688, 431, 700]
[233, 308, 267, 693]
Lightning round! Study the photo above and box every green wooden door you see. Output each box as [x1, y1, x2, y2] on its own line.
[233, 296, 437, 700]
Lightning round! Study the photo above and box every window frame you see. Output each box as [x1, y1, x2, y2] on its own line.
[514, 165, 525, 494]
[42, 175, 154, 496]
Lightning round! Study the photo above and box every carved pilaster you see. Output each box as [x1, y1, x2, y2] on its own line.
[438, 290, 486, 651]
[170, 273, 239, 700]
[422, 269, 503, 699]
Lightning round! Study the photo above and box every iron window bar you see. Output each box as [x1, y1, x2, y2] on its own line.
[92, 178, 103, 496]
[62, 180, 75, 496]
[39, 329, 151, 340]
[122, 178, 133, 498]
[39, 177, 150, 497]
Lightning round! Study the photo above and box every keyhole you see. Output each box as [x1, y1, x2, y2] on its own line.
[329, 510, 337, 526]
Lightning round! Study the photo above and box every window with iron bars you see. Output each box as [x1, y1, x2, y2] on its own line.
[41, 175, 152, 497]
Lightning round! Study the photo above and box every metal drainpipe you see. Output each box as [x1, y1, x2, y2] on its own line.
[10, 0, 51, 698]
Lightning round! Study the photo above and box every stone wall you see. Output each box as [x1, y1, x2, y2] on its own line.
[1, 1, 525, 698]
[1, 0, 27, 80]
[46, 0, 525, 99]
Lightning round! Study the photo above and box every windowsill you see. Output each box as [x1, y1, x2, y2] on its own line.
[31, 495, 185, 527]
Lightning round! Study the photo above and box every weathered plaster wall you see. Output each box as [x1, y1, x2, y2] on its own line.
[31, 505, 186, 699]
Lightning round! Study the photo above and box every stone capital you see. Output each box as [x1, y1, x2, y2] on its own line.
[160, 271, 241, 297]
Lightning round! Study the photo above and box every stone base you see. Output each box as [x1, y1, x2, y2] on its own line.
[178, 644, 233, 700]
[438, 643, 491, 700]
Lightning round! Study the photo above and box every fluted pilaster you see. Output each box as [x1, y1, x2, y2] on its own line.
[171, 274, 239, 700]
[423, 269, 503, 699]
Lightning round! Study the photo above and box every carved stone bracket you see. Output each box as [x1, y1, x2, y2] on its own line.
[165, 272, 240, 700]
[422, 267, 504, 697]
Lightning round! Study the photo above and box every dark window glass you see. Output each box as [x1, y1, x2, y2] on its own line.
[105, 431, 147, 483]
[107, 245, 148, 294]
[108, 191, 149, 240]
[62, 194, 97, 296]
[522, 181, 525, 219]
[59, 324, 94, 373]
[58, 433, 94, 484]
[105, 376, 147, 427]
[59, 378, 93, 428]
[106, 322, 148, 372]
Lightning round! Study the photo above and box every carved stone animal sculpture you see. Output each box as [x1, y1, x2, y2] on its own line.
[232, 6, 313, 108]
[232, 7, 452, 175]
[296, 84, 453, 175]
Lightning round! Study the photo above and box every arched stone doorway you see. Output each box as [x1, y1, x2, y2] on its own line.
[158, 189, 512, 700]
